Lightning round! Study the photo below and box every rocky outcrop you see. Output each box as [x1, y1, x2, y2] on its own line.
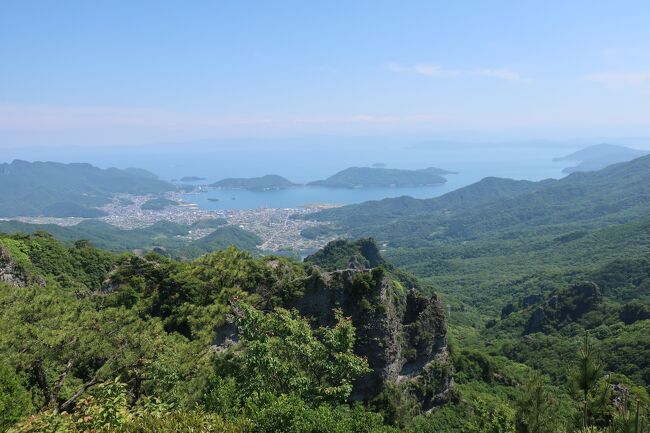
[524, 282, 602, 334]
[304, 238, 386, 272]
[291, 266, 451, 407]
[0, 245, 30, 287]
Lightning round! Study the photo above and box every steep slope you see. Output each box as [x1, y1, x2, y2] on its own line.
[207, 238, 453, 409]
[294, 267, 451, 408]
[304, 237, 386, 271]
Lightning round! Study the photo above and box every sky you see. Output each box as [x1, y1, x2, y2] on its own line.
[2, 1, 650, 148]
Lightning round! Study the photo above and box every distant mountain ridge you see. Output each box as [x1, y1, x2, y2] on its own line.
[0, 160, 174, 217]
[307, 154, 650, 244]
[308, 166, 454, 188]
[308, 176, 548, 229]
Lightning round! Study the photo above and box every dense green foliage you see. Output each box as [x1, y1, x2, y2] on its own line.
[0, 160, 173, 217]
[140, 198, 179, 210]
[0, 364, 32, 431]
[2, 230, 650, 432]
[0, 218, 257, 259]
[4, 156, 650, 431]
[305, 237, 385, 271]
[300, 155, 650, 431]
[308, 166, 451, 188]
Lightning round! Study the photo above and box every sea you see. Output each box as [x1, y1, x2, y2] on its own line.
[3, 137, 580, 210]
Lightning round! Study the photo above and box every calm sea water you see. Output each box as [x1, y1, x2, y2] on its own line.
[3, 138, 576, 210]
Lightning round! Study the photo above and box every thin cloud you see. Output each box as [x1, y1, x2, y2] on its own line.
[386, 63, 459, 77]
[388, 63, 527, 81]
[583, 71, 650, 86]
[472, 68, 526, 82]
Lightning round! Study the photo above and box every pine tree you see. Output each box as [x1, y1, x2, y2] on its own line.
[516, 373, 561, 433]
[570, 332, 603, 429]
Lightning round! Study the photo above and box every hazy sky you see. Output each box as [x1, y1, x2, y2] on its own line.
[2, 1, 650, 147]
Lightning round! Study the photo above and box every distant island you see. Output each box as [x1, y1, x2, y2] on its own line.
[210, 174, 299, 191]
[554, 143, 648, 174]
[180, 176, 206, 182]
[371, 163, 386, 168]
[0, 160, 174, 217]
[141, 198, 179, 211]
[307, 166, 454, 188]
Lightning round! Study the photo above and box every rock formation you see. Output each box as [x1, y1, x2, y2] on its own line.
[292, 265, 452, 409]
[0, 244, 30, 287]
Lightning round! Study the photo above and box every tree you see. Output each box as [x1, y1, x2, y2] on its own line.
[208, 302, 371, 408]
[570, 333, 604, 429]
[0, 363, 32, 431]
[515, 373, 563, 433]
[0, 285, 196, 413]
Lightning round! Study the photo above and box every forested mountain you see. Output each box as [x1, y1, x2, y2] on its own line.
[307, 154, 650, 243]
[300, 155, 650, 431]
[3, 156, 650, 432]
[0, 234, 458, 432]
[0, 218, 261, 259]
[2, 228, 650, 432]
[0, 160, 174, 217]
[307, 176, 547, 229]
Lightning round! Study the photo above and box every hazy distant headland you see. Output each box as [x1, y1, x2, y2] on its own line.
[554, 143, 649, 174]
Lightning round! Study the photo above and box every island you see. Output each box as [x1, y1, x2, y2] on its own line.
[141, 198, 179, 210]
[307, 166, 454, 188]
[180, 176, 206, 182]
[554, 143, 648, 174]
[210, 174, 299, 191]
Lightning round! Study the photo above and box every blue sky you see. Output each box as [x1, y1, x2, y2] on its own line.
[1, 1, 650, 147]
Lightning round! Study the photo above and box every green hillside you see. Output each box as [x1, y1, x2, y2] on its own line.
[309, 154, 650, 244]
[4, 157, 650, 431]
[0, 160, 174, 217]
[0, 218, 258, 259]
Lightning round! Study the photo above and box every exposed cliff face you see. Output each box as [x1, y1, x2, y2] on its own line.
[0, 245, 30, 287]
[291, 265, 452, 408]
[524, 282, 602, 334]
